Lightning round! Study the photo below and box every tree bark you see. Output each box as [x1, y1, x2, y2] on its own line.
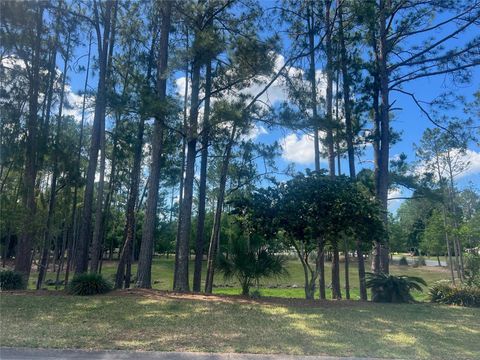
[324, 0, 335, 178]
[338, 4, 355, 178]
[307, 4, 321, 172]
[174, 32, 204, 292]
[193, 58, 212, 292]
[331, 240, 342, 299]
[205, 124, 237, 294]
[356, 242, 367, 300]
[376, 0, 390, 275]
[14, 4, 44, 284]
[136, 0, 172, 288]
[37, 31, 71, 289]
[317, 237, 326, 299]
[75, 0, 112, 275]
[116, 117, 145, 288]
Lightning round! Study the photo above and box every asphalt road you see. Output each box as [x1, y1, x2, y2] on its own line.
[0, 348, 390, 360]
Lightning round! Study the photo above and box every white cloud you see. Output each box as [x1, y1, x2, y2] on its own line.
[241, 124, 268, 141]
[462, 149, 480, 177]
[414, 148, 480, 180]
[280, 132, 327, 164]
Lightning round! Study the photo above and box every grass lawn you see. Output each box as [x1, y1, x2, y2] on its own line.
[32, 257, 452, 301]
[1, 291, 479, 359]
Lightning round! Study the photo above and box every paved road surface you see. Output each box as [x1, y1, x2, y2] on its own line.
[0, 348, 391, 360]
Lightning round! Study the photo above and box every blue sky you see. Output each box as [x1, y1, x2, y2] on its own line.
[62, 2, 479, 214]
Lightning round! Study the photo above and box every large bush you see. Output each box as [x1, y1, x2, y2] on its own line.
[366, 272, 426, 303]
[398, 256, 409, 266]
[429, 280, 480, 307]
[0, 270, 25, 290]
[68, 273, 112, 296]
[464, 253, 480, 286]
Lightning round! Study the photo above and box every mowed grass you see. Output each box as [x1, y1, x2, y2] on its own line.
[33, 257, 452, 301]
[1, 293, 479, 359]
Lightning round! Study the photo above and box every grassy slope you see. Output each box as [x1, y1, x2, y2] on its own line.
[1, 293, 479, 359]
[34, 257, 451, 301]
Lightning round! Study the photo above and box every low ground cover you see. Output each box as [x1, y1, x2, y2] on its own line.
[1, 291, 478, 359]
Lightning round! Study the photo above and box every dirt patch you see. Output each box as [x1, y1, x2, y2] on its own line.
[1, 288, 375, 308]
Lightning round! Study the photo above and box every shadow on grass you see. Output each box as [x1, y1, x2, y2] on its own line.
[1, 292, 479, 360]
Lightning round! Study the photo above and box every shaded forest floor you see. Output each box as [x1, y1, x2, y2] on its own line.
[1, 291, 478, 360]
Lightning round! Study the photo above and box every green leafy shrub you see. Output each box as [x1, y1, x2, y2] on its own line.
[68, 273, 112, 296]
[366, 272, 427, 303]
[413, 256, 426, 267]
[250, 289, 262, 299]
[399, 256, 409, 266]
[464, 253, 480, 286]
[429, 280, 480, 307]
[0, 270, 25, 290]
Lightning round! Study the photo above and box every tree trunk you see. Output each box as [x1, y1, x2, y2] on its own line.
[331, 240, 342, 299]
[193, 58, 212, 292]
[90, 0, 118, 273]
[14, 5, 44, 284]
[136, 1, 172, 288]
[90, 123, 106, 273]
[205, 124, 237, 294]
[356, 242, 367, 300]
[37, 32, 71, 289]
[116, 116, 145, 288]
[317, 238, 326, 299]
[75, 0, 112, 275]
[375, 0, 390, 275]
[338, 4, 355, 178]
[115, 23, 157, 289]
[324, 0, 335, 177]
[344, 239, 350, 300]
[175, 32, 205, 292]
[307, 4, 320, 172]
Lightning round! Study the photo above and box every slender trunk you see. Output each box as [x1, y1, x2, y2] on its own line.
[338, 4, 355, 178]
[116, 117, 145, 288]
[325, 0, 335, 177]
[115, 26, 157, 288]
[66, 32, 91, 286]
[173, 43, 189, 290]
[317, 238, 326, 299]
[175, 38, 203, 292]
[434, 149, 456, 284]
[90, 1, 118, 273]
[331, 240, 342, 299]
[344, 239, 350, 299]
[205, 124, 237, 294]
[193, 58, 212, 292]
[357, 242, 367, 300]
[307, 4, 320, 172]
[75, 0, 112, 274]
[15, 5, 44, 284]
[376, 0, 390, 274]
[446, 151, 464, 280]
[90, 122, 106, 272]
[136, 1, 172, 288]
[37, 32, 71, 289]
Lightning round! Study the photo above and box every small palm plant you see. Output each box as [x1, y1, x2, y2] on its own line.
[217, 240, 288, 296]
[366, 272, 427, 303]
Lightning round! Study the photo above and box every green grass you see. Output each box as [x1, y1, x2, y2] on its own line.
[1, 293, 479, 359]
[33, 257, 452, 301]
